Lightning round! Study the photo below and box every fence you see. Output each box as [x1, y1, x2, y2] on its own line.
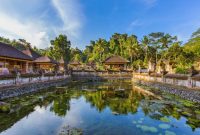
[133, 73, 200, 88]
[0, 74, 70, 87]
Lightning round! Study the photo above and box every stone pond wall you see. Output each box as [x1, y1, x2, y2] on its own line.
[0, 77, 71, 100]
[133, 75, 200, 103]
[133, 73, 200, 88]
[72, 71, 133, 81]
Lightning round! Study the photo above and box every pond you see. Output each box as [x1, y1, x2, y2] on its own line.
[0, 80, 200, 135]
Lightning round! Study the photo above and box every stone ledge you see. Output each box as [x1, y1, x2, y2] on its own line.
[0, 78, 71, 100]
[136, 80, 200, 103]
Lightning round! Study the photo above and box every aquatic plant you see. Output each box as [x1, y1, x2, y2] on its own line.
[136, 125, 158, 133]
[160, 117, 170, 123]
[158, 124, 170, 129]
[165, 130, 176, 135]
[58, 125, 83, 135]
[0, 102, 10, 113]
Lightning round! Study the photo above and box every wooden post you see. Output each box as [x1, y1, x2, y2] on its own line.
[25, 62, 29, 73]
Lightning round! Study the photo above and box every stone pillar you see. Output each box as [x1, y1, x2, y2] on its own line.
[188, 76, 192, 88]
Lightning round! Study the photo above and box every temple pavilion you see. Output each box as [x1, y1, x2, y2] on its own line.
[22, 48, 58, 73]
[0, 42, 32, 74]
[103, 55, 129, 70]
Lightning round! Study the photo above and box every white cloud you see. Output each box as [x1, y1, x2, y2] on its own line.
[0, 0, 85, 49]
[0, 12, 50, 48]
[127, 20, 143, 31]
[172, 20, 200, 43]
[52, 0, 85, 39]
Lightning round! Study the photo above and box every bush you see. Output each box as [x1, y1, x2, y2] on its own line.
[175, 67, 188, 74]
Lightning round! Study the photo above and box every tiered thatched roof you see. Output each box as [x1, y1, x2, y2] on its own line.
[34, 56, 57, 64]
[103, 55, 129, 64]
[0, 42, 32, 61]
[22, 48, 41, 60]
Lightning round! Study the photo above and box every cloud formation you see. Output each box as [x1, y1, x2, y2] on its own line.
[0, 0, 84, 48]
[52, 0, 84, 38]
[127, 20, 143, 32]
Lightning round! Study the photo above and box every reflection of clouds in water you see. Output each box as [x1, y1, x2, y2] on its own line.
[59, 97, 87, 128]
[1, 105, 63, 135]
[34, 106, 46, 114]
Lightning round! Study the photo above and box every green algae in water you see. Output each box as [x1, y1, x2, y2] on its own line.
[182, 111, 192, 117]
[1, 81, 200, 135]
[195, 110, 200, 114]
[181, 100, 195, 107]
[158, 124, 170, 129]
[165, 130, 176, 135]
[160, 117, 170, 123]
[0, 104, 10, 113]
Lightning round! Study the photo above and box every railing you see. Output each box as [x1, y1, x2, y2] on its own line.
[0, 73, 70, 87]
[133, 73, 200, 88]
[72, 70, 133, 78]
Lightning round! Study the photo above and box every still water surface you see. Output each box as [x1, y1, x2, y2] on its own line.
[0, 80, 200, 135]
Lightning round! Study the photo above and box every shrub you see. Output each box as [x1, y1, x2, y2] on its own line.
[175, 67, 188, 74]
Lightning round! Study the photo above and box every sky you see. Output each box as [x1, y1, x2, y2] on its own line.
[0, 0, 200, 50]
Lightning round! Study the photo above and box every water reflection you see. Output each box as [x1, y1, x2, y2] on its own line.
[0, 80, 200, 135]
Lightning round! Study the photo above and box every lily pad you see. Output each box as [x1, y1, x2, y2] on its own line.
[165, 130, 176, 135]
[132, 120, 137, 124]
[159, 124, 170, 129]
[136, 125, 141, 128]
[140, 118, 144, 121]
[138, 120, 143, 124]
[160, 117, 170, 123]
[139, 125, 158, 133]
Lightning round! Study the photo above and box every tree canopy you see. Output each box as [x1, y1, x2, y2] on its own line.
[1, 27, 200, 73]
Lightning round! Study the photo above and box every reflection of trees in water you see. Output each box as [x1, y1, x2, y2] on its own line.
[83, 88, 151, 114]
[1, 82, 200, 132]
[139, 92, 200, 131]
[0, 90, 56, 133]
[82, 84, 200, 131]
[50, 95, 71, 117]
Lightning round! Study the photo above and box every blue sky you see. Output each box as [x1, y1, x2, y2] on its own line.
[0, 0, 200, 49]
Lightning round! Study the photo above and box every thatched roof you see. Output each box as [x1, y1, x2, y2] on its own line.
[22, 48, 41, 60]
[69, 61, 81, 65]
[103, 55, 129, 64]
[0, 42, 32, 61]
[87, 61, 96, 66]
[34, 56, 57, 64]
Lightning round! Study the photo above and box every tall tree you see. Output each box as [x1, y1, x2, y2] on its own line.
[50, 34, 71, 72]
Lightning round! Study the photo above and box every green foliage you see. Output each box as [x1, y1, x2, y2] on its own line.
[175, 67, 188, 74]
[50, 34, 71, 71]
[1, 27, 200, 72]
